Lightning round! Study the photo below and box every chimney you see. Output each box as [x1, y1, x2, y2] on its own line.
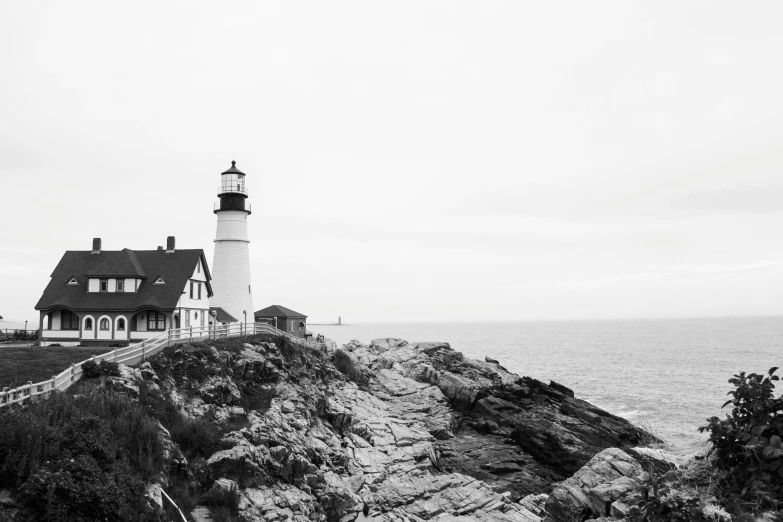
[91, 238, 101, 254]
[157, 246, 163, 251]
[166, 236, 175, 254]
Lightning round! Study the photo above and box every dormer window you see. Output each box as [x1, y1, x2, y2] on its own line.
[117, 280, 124, 292]
[66, 278, 79, 285]
[153, 277, 166, 285]
[100, 280, 108, 292]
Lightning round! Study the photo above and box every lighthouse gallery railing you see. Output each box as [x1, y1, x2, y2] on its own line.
[0, 322, 336, 408]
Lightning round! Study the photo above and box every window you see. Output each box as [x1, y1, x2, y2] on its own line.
[117, 280, 124, 292]
[198, 284, 202, 300]
[62, 310, 79, 330]
[200, 313, 205, 327]
[299, 321, 305, 332]
[248, 285, 251, 294]
[100, 280, 108, 292]
[84, 318, 93, 330]
[184, 311, 190, 328]
[154, 277, 165, 285]
[147, 311, 166, 331]
[117, 318, 125, 331]
[197, 261, 201, 274]
[67, 278, 79, 285]
[99, 318, 110, 330]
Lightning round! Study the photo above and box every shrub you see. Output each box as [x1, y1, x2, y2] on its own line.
[333, 350, 368, 386]
[99, 359, 120, 377]
[81, 358, 101, 378]
[700, 367, 783, 512]
[200, 483, 241, 511]
[200, 483, 245, 522]
[0, 390, 163, 520]
[168, 416, 222, 460]
[81, 358, 121, 379]
[239, 384, 277, 413]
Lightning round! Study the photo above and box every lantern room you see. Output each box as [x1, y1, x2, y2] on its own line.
[215, 160, 251, 214]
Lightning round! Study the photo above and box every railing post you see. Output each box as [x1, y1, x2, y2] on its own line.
[113, 348, 118, 362]
[51, 375, 57, 392]
[142, 342, 147, 362]
[189, 326, 193, 342]
[70, 363, 76, 383]
[26, 381, 33, 398]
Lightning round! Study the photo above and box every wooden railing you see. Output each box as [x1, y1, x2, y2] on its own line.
[0, 322, 335, 408]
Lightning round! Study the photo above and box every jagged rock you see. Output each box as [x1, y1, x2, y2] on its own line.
[206, 445, 271, 487]
[139, 361, 160, 383]
[145, 483, 163, 510]
[213, 477, 238, 493]
[191, 506, 213, 522]
[140, 335, 652, 521]
[485, 356, 500, 364]
[198, 376, 241, 405]
[106, 364, 142, 397]
[0, 490, 19, 508]
[519, 493, 549, 517]
[549, 381, 574, 398]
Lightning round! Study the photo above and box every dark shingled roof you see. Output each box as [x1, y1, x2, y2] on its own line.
[35, 249, 212, 312]
[210, 307, 238, 323]
[254, 305, 307, 319]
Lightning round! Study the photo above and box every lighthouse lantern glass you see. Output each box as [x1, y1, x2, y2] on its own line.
[221, 173, 246, 194]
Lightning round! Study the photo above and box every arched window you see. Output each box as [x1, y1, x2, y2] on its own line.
[84, 318, 93, 330]
[117, 318, 126, 331]
[99, 318, 110, 330]
[299, 321, 305, 332]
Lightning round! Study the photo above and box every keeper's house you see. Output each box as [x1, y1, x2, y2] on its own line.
[35, 237, 213, 346]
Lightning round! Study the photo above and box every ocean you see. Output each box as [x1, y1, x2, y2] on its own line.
[310, 317, 783, 456]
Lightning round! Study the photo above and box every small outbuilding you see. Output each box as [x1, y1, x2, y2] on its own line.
[254, 305, 307, 338]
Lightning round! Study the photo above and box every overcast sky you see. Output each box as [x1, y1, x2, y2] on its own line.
[2, 1, 783, 324]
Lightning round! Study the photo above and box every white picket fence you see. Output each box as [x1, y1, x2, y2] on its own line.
[0, 322, 336, 408]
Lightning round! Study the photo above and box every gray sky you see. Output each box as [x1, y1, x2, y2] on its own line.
[2, 1, 783, 323]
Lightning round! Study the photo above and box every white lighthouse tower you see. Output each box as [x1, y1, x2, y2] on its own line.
[211, 160, 254, 325]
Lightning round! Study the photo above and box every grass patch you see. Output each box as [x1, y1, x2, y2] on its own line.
[0, 346, 113, 389]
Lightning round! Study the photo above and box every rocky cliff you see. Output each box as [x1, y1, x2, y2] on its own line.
[0, 334, 655, 522]
[152, 335, 651, 521]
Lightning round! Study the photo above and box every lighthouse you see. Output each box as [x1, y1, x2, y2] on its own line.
[210, 160, 254, 325]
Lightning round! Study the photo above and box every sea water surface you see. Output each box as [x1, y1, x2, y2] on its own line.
[311, 317, 783, 456]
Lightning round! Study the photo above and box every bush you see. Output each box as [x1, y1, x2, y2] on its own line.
[700, 367, 783, 512]
[333, 349, 368, 386]
[0, 390, 163, 520]
[81, 359, 101, 378]
[168, 416, 223, 460]
[99, 359, 120, 377]
[81, 358, 121, 379]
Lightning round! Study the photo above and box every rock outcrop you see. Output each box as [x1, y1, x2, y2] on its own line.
[523, 448, 731, 522]
[87, 336, 652, 521]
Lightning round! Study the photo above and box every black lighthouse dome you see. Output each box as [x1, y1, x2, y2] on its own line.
[215, 160, 251, 213]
